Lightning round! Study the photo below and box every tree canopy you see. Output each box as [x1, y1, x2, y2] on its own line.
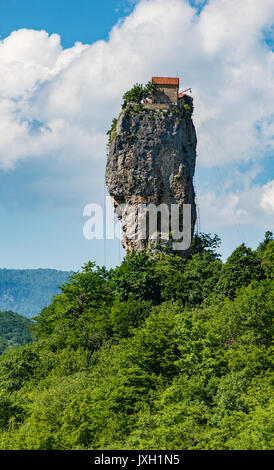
[0, 233, 273, 450]
[0, 311, 33, 355]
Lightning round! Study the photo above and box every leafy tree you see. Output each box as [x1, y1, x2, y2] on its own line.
[191, 232, 221, 258]
[0, 393, 25, 431]
[256, 231, 273, 256]
[110, 299, 152, 338]
[0, 343, 40, 392]
[0, 233, 273, 450]
[122, 81, 156, 107]
[260, 240, 274, 279]
[109, 252, 161, 304]
[33, 262, 113, 352]
[155, 252, 222, 306]
[215, 244, 264, 299]
[0, 311, 33, 354]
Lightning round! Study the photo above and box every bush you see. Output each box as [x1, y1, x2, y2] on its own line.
[122, 81, 156, 107]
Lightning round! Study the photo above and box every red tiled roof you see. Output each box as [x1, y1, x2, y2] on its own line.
[178, 93, 185, 99]
[152, 76, 179, 86]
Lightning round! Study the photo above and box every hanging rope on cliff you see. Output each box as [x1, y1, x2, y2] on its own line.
[103, 182, 107, 268]
[197, 120, 244, 244]
[193, 173, 201, 234]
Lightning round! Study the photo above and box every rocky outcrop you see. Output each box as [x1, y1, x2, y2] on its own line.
[105, 95, 197, 257]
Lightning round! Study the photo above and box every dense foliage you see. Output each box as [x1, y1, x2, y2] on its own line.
[0, 269, 73, 318]
[0, 233, 273, 450]
[122, 81, 156, 107]
[107, 81, 156, 142]
[0, 311, 33, 355]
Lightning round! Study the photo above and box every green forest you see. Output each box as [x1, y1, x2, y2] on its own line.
[0, 311, 33, 355]
[0, 269, 72, 318]
[0, 232, 273, 450]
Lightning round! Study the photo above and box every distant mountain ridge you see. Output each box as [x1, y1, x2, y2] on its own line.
[0, 269, 73, 318]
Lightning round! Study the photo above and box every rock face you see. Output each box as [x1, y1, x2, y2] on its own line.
[105, 95, 197, 257]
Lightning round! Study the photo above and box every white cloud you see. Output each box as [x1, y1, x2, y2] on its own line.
[261, 180, 274, 213]
[0, 0, 273, 245]
[197, 170, 274, 242]
[0, 29, 88, 98]
[0, 0, 273, 171]
[199, 0, 274, 54]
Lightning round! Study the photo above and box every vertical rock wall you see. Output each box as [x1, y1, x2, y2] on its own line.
[105, 96, 197, 257]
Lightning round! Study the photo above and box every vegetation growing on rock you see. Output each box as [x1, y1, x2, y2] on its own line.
[107, 81, 156, 144]
[105, 81, 197, 256]
[122, 81, 156, 107]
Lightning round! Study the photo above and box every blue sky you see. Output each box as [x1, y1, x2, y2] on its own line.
[0, 0, 137, 47]
[0, 0, 273, 270]
[0, 0, 136, 269]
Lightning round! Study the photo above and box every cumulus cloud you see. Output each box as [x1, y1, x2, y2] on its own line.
[0, 28, 90, 168]
[261, 180, 274, 213]
[196, 159, 274, 255]
[0, 29, 88, 97]
[199, 180, 274, 229]
[0, 0, 273, 249]
[0, 0, 273, 170]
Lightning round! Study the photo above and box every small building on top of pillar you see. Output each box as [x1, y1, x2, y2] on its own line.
[152, 76, 179, 105]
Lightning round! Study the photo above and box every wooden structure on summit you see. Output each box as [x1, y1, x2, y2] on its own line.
[152, 76, 179, 105]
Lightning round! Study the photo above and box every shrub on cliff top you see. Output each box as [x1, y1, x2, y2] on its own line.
[122, 81, 156, 107]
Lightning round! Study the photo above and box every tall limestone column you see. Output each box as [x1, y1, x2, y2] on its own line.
[105, 92, 197, 257]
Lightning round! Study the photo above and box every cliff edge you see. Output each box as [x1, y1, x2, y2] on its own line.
[105, 93, 197, 257]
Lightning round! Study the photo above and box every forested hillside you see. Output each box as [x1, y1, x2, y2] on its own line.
[0, 311, 33, 355]
[0, 232, 273, 450]
[0, 269, 73, 318]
